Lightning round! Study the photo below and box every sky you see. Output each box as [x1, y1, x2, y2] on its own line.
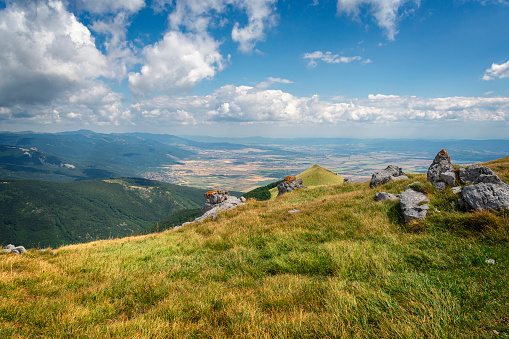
[0, 0, 508, 139]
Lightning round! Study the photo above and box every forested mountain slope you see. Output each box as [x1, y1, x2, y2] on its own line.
[0, 177, 206, 247]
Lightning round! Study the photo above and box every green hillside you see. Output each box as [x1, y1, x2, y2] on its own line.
[0, 178, 206, 248]
[1, 157, 508, 337]
[268, 164, 344, 199]
[297, 164, 344, 186]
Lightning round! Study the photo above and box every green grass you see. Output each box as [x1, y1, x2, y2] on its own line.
[297, 164, 344, 187]
[0, 159, 508, 338]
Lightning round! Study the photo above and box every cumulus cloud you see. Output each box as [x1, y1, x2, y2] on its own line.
[231, 0, 278, 53]
[303, 51, 363, 68]
[131, 85, 509, 127]
[166, 0, 277, 53]
[0, 0, 111, 107]
[482, 60, 509, 80]
[128, 31, 225, 95]
[336, 0, 420, 40]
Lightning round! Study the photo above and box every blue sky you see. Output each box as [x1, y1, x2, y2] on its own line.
[0, 0, 508, 138]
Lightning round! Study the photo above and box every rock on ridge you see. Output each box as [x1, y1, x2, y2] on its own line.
[427, 149, 456, 191]
[277, 176, 307, 197]
[1, 244, 27, 254]
[369, 165, 408, 188]
[399, 188, 430, 223]
[174, 190, 245, 229]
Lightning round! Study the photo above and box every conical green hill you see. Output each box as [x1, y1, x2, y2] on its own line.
[296, 164, 344, 187]
[268, 164, 344, 198]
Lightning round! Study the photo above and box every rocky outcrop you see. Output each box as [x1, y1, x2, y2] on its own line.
[202, 190, 230, 214]
[427, 149, 456, 191]
[399, 188, 430, 223]
[277, 176, 307, 197]
[374, 192, 399, 201]
[459, 165, 502, 185]
[2, 244, 27, 254]
[369, 165, 408, 188]
[174, 190, 245, 229]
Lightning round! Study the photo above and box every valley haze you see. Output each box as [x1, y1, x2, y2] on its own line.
[1, 130, 508, 192]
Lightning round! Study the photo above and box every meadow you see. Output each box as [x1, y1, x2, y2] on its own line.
[1, 157, 508, 338]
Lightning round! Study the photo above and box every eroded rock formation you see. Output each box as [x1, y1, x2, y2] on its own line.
[369, 165, 408, 188]
[277, 176, 307, 197]
[427, 149, 456, 191]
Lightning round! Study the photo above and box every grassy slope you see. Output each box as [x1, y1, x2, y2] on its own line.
[269, 164, 344, 199]
[1, 158, 509, 338]
[296, 164, 344, 187]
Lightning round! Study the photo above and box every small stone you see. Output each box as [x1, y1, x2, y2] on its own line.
[14, 246, 27, 254]
[240, 196, 246, 202]
[374, 192, 399, 201]
[288, 209, 300, 214]
[486, 259, 496, 264]
[4, 244, 15, 250]
[451, 186, 462, 194]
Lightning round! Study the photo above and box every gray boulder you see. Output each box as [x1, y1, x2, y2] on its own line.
[202, 190, 230, 214]
[277, 177, 307, 197]
[400, 188, 430, 222]
[460, 182, 509, 211]
[374, 192, 399, 201]
[427, 149, 456, 191]
[369, 165, 408, 188]
[2, 244, 27, 254]
[459, 165, 502, 185]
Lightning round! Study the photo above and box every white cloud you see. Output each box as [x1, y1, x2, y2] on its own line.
[0, 0, 111, 107]
[128, 31, 225, 95]
[336, 0, 420, 40]
[131, 85, 509, 127]
[303, 51, 362, 68]
[257, 77, 293, 89]
[74, 0, 145, 14]
[482, 60, 509, 80]
[231, 0, 278, 53]
[166, 0, 277, 53]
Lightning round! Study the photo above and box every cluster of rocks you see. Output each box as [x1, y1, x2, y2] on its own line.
[427, 149, 509, 211]
[277, 176, 307, 197]
[2, 244, 27, 254]
[176, 190, 246, 229]
[459, 166, 509, 211]
[373, 148, 509, 223]
[369, 165, 408, 188]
